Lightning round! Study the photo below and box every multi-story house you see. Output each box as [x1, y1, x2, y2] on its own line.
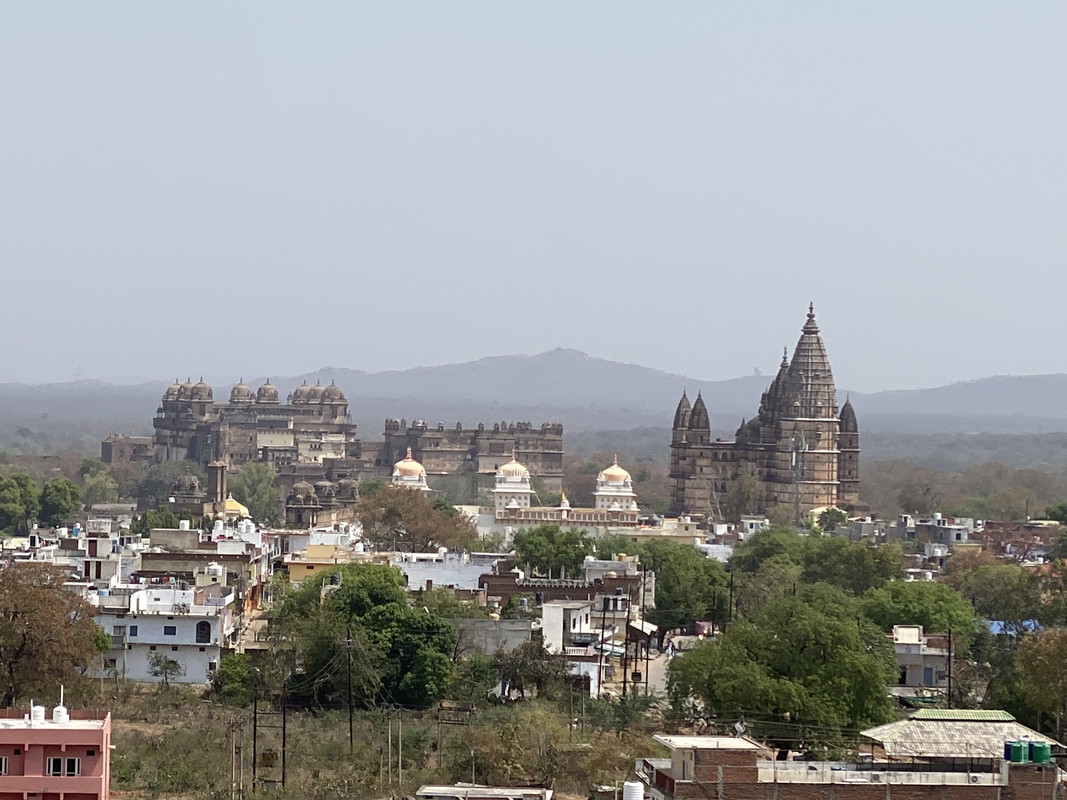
[91, 578, 236, 684]
[0, 703, 111, 800]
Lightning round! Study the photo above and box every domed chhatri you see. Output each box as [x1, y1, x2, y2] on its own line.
[291, 380, 312, 404]
[191, 378, 213, 402]
[322, 380, 346, 403]
[308, 380, 326, 403]
[230, 379, 254, 405]
[177, 377, 195, 401]
[256, 379, 280, 404]
[163, 379, 182, 402]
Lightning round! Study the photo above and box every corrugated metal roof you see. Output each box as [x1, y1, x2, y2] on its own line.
[910, 709, 1016, 722]
[861, 716, 1061, 760]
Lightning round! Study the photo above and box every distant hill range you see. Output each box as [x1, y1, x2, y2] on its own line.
[2, 349, 1067, 461]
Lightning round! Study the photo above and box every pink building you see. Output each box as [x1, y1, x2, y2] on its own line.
[0, 702, 111, 800]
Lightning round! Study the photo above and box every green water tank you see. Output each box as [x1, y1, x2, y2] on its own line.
[1011, 741, 1029, 763]
[1031, 742, 1051, 764]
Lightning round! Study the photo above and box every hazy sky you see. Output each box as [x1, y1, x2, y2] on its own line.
[2, 3, 1064, 392]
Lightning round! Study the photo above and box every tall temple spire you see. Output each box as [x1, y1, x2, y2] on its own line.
[785, 303, 836, 418]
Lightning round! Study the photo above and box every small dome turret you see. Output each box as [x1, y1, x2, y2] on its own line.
[177, 378, 195, 401]
[191, 378, 213, 402]
[291, 381, 312, 404]
[163, 379, 182, 402]
[256, 379, 279, 404]
[171, 472, 202, 495]
[291, 479, 315, 497]
[323, 380, 346, 403]
[308, 381, 326, 403]
[230, 379, 253, 404]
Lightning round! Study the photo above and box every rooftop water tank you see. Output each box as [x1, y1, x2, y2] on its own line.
[30, 703, 45, 724]
[623, 781, 643, 800]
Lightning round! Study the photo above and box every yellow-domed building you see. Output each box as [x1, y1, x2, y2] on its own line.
[392, 448, 430, 492]
[593, 456, 638, 512]
[490, 454, 640, 530]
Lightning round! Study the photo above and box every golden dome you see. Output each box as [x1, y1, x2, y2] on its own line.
[498, 451, 530, 479]
[599, 455, 632, 484]
[393, 447, 425, 477]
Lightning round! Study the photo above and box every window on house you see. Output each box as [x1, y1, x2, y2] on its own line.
[149, 645, 157, 651]
[209, 661, 218, 671]
[129, 625, 138, 636]
[112, 625, 126, 637]
[87, 749, 96, 756]
[0, 756, 7, 776]
[47, 757, 64, 776]
[66, 757, 81, 776]
[199, 647, 206, 653]
[163, 626, 177, 636]
[105, 658, 116, 670]
[171, 646, 179, 652]
[195, 621, 211, 644]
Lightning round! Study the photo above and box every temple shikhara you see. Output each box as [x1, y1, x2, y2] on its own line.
[668, 304, 860, 522]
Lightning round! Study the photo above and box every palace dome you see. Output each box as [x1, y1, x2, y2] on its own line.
[308, 381, 326, 403]
[191, 378, 213, 402]
[256, 379, 280, 404]
[172, 472, 202, 495]
[291, 381, 312, 404]
[177, 378, 195, 401]
[230, 379, 254, 404]
[163, 379, 182, 401]
[291, 479, 315, 497]
[323, 381, 346, 403]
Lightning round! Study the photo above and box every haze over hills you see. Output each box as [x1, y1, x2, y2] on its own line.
[2, 348, 1067, 460]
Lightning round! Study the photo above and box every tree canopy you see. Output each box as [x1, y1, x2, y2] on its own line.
[512, 525, 594, 577]
[228, 462, 281, 525]
[860, 581, 979, 644]
[0, 564, 102, 706]
[0, 473, 41, 535]
[668, 583, 896, 749]
[273, 562, 457, 708]
[355, 485, 477, 552]
[39, 477, 81, 526]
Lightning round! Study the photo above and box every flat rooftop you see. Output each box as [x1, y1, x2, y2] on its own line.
[654, 735, 765, 750]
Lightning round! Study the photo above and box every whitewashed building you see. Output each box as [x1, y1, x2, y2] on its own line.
[90, 572, 236, 684]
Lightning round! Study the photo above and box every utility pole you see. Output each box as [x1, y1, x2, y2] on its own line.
[387, 716, 392, 786]
[947, 628, 953, 709]
[346, 626, 354, 753]
[398, 710, 403, 789]
[251, 697, 258, 789]
[622, 597, 632, 698]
